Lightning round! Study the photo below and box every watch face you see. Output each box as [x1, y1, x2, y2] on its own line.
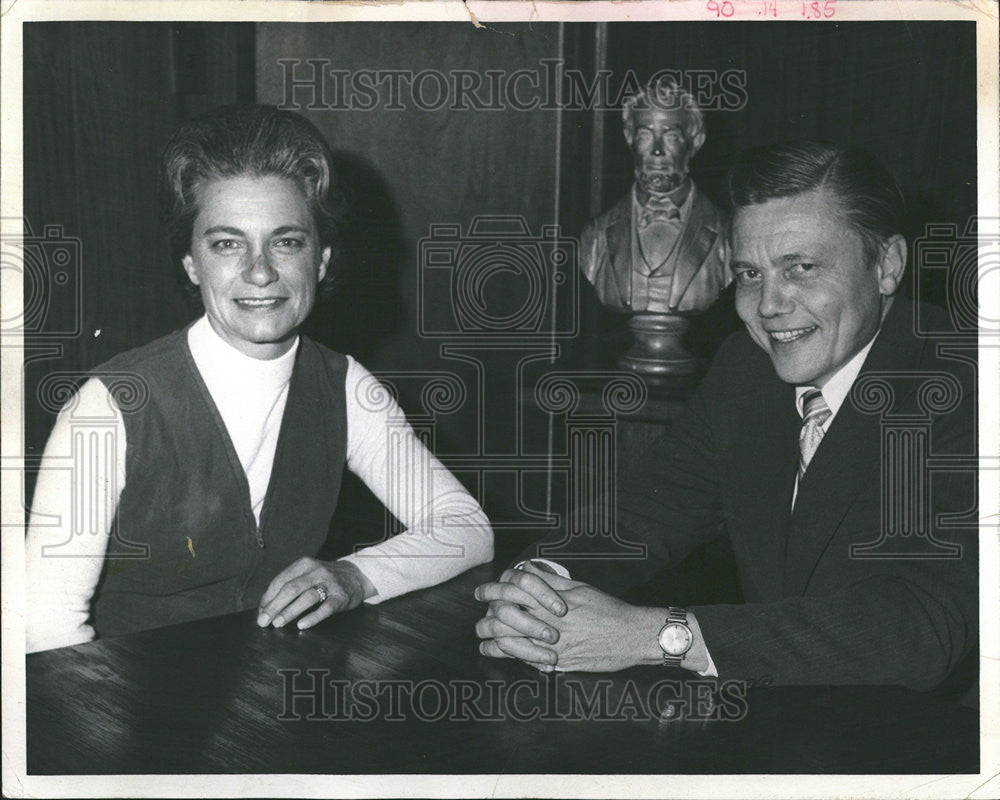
[659, 622, 693, 656]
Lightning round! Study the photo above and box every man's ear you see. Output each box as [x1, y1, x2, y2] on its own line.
[318, 246, 332, 283]
[623, 122, 634, 148]
[181, 254, 200, 286]
[876, 234, 907, 297]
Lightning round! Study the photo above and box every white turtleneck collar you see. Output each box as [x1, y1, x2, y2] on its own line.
[187, 315, 298, 393]
[185, 317, 300, 524]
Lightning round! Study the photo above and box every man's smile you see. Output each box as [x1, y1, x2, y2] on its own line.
[766, 326, 818, 343]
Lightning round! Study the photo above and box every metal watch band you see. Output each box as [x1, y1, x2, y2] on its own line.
[661, 606, 690, 668]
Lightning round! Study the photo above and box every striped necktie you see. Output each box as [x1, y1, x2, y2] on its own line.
[798, 388, 832, 480]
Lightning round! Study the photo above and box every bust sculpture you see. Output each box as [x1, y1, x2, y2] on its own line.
[579, 75, 730, 375]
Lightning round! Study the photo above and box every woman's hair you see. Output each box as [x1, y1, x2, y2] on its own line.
[728, 141, 906, 269]
[161, 104, 345, 295]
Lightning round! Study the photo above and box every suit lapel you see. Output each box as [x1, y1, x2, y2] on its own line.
[605, 197, 633, 307]
[669, 188, 722, 308]
[781, 298, 925, 595]
[725, 363, 799, 602]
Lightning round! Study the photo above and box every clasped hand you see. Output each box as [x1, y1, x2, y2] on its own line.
[474, 562, 652, 673]
[258, 557, 372, 630]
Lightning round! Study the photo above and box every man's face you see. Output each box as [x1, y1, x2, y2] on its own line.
[182, 174, 331, 360]
[731, 188, 900, 387]
[627, 108, 701, 195]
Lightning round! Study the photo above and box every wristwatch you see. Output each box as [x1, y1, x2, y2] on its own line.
[657, 607, 693, 667]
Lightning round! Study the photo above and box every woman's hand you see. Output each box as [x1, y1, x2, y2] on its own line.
[257, 557, 375, 630]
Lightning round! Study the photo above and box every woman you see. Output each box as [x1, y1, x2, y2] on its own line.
[25, 105, 492, 652]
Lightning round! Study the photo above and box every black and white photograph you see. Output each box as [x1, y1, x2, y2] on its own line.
[2, 1, 997, 797]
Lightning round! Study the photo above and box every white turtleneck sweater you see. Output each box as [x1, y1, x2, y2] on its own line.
[25, 317, 492, 652]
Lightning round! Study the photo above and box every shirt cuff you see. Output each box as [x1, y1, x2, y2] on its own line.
[337, 553, 404, 605]
[697, 647, 719, 678]
[26, 624, 96, 654]
[513, 559, 571, 579]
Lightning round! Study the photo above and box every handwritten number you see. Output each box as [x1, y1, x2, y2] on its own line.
[802, 0, 837, 17]
[707, 0, 735, 17]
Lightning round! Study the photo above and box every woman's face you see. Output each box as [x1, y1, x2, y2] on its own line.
[182, 174, 331, 360]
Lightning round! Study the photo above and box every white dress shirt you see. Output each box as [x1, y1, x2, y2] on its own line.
[791, 332, 881, 507]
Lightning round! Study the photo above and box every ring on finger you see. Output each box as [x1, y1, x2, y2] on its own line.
[312, 584, 328, 604]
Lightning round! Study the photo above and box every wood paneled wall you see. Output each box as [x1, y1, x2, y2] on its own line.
[22, 22, 254, 480]
[565, 22, 977, 368]
[597, 22, 977, 247]
[23, 22, 978, 558]
[256, 23, 568, 557]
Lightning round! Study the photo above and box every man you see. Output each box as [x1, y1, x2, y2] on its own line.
[579, 75, 729, 316]
[475, 142, 977, 692]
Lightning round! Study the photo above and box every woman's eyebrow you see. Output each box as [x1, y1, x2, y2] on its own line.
[201, 225, 311, 237]
[202, 225, 245, 237]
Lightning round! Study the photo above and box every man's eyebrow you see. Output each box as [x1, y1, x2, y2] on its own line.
[271, 225, 311, 236]
[777, 252, 812, 263]
[729, 252, 814, 271]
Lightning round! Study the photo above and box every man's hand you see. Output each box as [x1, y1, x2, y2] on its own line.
[474, 562, 575, 670]
[477, 566, 701, 673]
[524, 582, 665, 673]
[258, 557, 376, 630]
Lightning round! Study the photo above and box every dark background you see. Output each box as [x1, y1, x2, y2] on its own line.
[22, 21, 978, 570]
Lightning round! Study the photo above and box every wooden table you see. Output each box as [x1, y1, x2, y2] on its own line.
[26, 564, 978, 775]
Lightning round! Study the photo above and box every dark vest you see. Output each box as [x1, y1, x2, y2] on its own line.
[91, 328, 348, 638]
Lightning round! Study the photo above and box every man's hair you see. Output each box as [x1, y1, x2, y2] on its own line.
[622, 74, 705, 143]
[728, 141, 906, 268]
[161, 104, 344, 295]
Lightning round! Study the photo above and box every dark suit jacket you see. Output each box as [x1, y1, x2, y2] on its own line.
[579, 185, 730, 313]
[524, 298, 977, 691]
